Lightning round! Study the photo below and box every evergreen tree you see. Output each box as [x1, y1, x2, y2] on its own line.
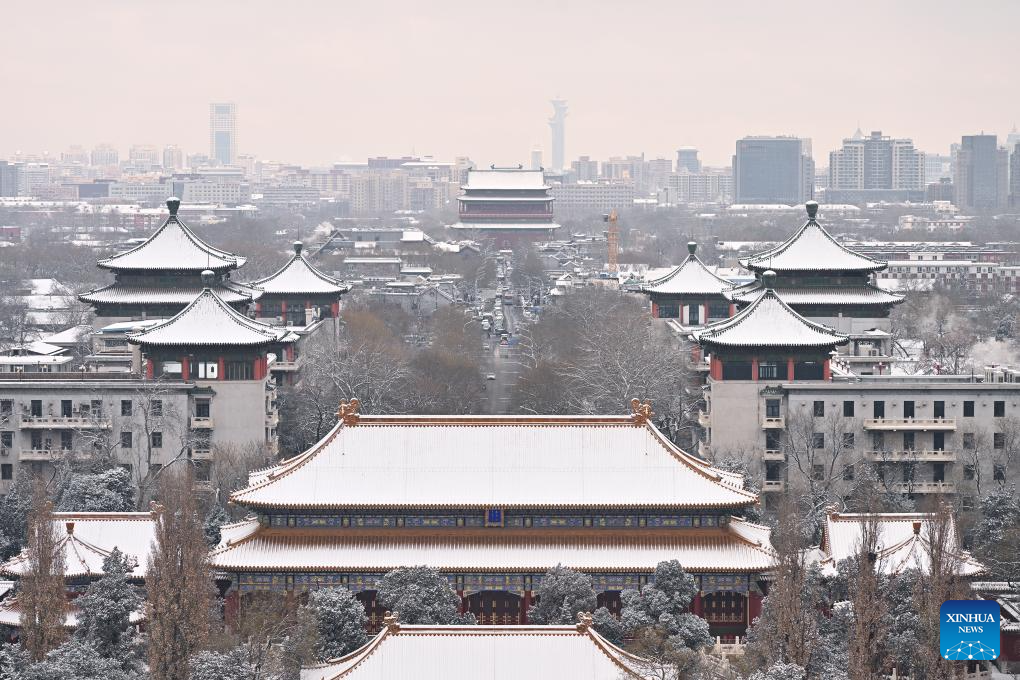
[306, 587, 369, 660]
[0, 473, 34, 560]
[203, 503, 231, 547]
[619, 560, 711, 649]
[189, 648, 252, 680]
[376, 566, 475, 625]
[74, 549, 142, 662]
[56, 468, 135, 513]
[527, 565, 597, 624]
[21, 638, 133, 680]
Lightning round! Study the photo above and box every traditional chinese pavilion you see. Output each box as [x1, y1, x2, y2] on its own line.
[301, 614, 654, 680]
[212, 401, 776, 641]
[79, 197, 261, 321]
[450, 167, 559, 241]
[249, 241, 350, 327]
[641, 242, 734, 325]
[726, 201, 902, 373]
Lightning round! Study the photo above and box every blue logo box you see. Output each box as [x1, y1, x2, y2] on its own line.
[940, 600, 999, 660]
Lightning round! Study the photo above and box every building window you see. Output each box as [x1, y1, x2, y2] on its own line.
[993, 464, 1006, 481]
[842, 433, 855, 449]
[120, 431, 133, 449]
[30, 431, 42, 449]
[61, 431, 72, 450]
[873, 401, 885, 419]
[152, 400, 163, 417]
[812, 433, 824, 449]
[708, 302, 729, 319]
[903, 432, 915, 450]
[813, 401, 825, 417]
[0, 400, 11, 417]
[963, 433, 975, 449]
[225, 361, 254, 381]
[843, 401, 855, 417]
[195, 400, 211, 418]
[0, 464, 11, 481]
[963, 464, 975, 480]
[30, 400, 42, 417]
[197, 361, 219, 379]
[812, 464, 825, 481]
[963, 401, 975, 417]
[903, 401, 915, 418]
[120, 400, 132, 416]
[0, 432, 11, 450]
[994, 401, 1005, 417]
[759, 362, 786, 380]
[151, 432, 163, 448]
[871, 431, 884, 450]
[765, 430, 782, 450]
[765, 399, 781, 418]
[994, 432, 1005, 449]
[843, 464, 855, 481]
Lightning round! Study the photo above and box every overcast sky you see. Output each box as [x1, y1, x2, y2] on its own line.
[3, 0, 1018, 167]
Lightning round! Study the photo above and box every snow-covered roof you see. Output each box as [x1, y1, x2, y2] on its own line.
[0, 598, 145, 629]
[727, 281, 903, 306]
[739, 203, 886, 273]
[250, 243, 351, 296]
[97, 198, 245, 272]
[211, 519, 775, 574]
[2, 512, 156, 580]
[463, 169, 549, 191]
[42, 325, 93, 346]
[450, 222, 560, 232]
[79, 279, 262, 306]
[693, 285, 849, 349]
[642, 243, 733, 296]
[301, 622, 653, 680]
[0, 355, 73, 367]
[127, 287, 290, 347]
[230, 410, 758, 511]
[817, 511, 983, 576]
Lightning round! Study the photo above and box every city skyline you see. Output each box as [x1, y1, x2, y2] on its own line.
[3, 0, 1018, 167]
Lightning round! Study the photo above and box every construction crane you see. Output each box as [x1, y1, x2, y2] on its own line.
[603, 209, 619, 273]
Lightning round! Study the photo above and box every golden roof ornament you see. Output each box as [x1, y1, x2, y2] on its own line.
[149, 501, 165, 518]
[576, 611, 593, 632]
[383, 610, 401, 633]
[629, 398, 654, 425]
[338, 398, 361, 426]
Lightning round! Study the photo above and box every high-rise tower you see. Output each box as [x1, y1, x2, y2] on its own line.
[209, 102, 237, 166]
[548, 99, 567, 173]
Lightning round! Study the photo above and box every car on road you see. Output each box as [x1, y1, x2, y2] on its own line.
[486, 373, 496, 380]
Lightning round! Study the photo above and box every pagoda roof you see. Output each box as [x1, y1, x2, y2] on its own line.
[250, 243, 352, 296]
[230, 406, 758, 511]
[726, 281, 903, 306]
[127, 286, 291, 348]
[210, 519, 775, 575]
[450, 222, 560, 232]
[642, 243, 733, 296]
[739, 202, 886, 273]
[693, 283, 849, 349]
[79, 278, 262, 306]
[463, 168, 549, 191]
[301, 621, 653, 680]
[817, 511, 983, 576]
[97, 197, 245, 272]
[2, 512, 155, 580]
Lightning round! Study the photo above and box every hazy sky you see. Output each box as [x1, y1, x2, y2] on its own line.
[4, 0, 1018, 167]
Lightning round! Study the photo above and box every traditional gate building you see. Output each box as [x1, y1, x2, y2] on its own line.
[212, 401, 775, 641]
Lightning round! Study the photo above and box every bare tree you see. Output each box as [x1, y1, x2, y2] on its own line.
[846, 512, 889, 680]
[19, 480, 67, 661]
[782, 409, 860, 528]
[147, 468, 214, 680]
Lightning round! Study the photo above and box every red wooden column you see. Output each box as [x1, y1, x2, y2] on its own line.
[693, 591, 704, 617]
[702, 303, 709, 323]
[521, 591, 532, 624]
[181, 357, 190, 380]
[710, 356, 723, 380]
[254, 302, 262, 316]
[331, 302, 340, 317]
[729, 303, 736, 316]
[748, 591, 763, 625]
[145, 359, 154, 379]
[651, 301, 659, 318]
[218, 357, 226, 380]
[225, 590, 240, 628]
[751, 357, 759, 381]
[823, 359, 831, 380]
[787, 358, 795, 380]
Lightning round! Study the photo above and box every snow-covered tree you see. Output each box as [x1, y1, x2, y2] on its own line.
[527, 565, 597, 624]
[189, 647, 253, 680]
[0, 472, 33, 560]
[971, 484, 1020, 583]
[0, 644, 29, 680]
[20, 638, 134, 680]
[376, 566, 475, 625]
[56, 467, 135, 513]
[747, 662, 806, 680]
[203, 503, 230, 547]
[73, 548, 142, 666]
[590, 607, 624, 645]
[307, 587, 368, 660]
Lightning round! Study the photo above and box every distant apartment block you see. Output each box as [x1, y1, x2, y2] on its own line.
[209, 102, 237, 166]
[733, 136, 813, 205]
[551, 181, 635, 213]
[955, 134, 1009, 211]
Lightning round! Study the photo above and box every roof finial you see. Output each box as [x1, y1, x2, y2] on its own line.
[338, 398, 361, 426]
[576, 611, 593, 632]
[65, 521, 75, 535]
[687, 241, 697, 255]
[293, 241, 304, 256]
[629, 398, 654, 425]
[805, 200, 818, 221]
[912, 521, 922, 535]
[166, 196, 181, 216]
[762, 270, 777, 290]
[383, 611, 401, 633]
[201, 269, 215, 289]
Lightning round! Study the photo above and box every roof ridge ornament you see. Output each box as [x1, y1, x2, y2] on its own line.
[167, 196, 181, 217]
[805, 200, 818, 221]
[338, 398, 361, 426]
[687, 241, 697, 255]
[149, 501, 165, 519]
[383, 610, 401, 633]
[629, 398, 653, 425]
[576, 611, 593, 632]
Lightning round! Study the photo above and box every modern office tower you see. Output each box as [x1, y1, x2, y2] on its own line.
[1011, 142, 1020, 208]
[676, 147, 701, 173]
[733, 136, 813, 205]
[162, 145, 184, 171]
[925, 154, 953, 184]
[90, 143, 119, 168]
[530, 148, 543, 171]
[548, 99, 568, 172]
[646, 157, 673, 193]
[828, 131, 925, 195]
[955, 134, 1009, 211]
[0, 162, 19, 197]
[209, 102, 237, 166]
[128, 145, 160, 171]
[60, 146, 89, 165]
[570, 156, 599, 182]
[601, 155, 645, 187]
[1007, 124, 1020, 150]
